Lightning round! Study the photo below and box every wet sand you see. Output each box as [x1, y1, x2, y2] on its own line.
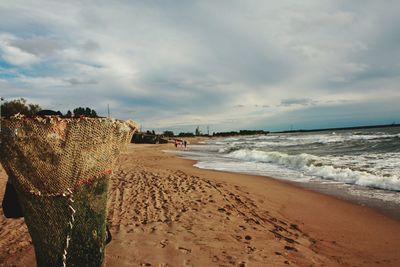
[1, 143, 400, 266]
[292, 181, 400, 221]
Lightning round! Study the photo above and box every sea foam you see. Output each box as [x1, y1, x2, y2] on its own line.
[225, 149, 400, 191]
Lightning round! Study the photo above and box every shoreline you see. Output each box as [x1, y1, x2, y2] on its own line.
[174, 137, 400, 221]
[1, 143, 400, 266]
[144, 143, 400, 266]
[174, 148, 400, 221]
[187, 158, 400, 221]
[292, 180, 400, 221]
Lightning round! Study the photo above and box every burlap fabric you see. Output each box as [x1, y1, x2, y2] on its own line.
[0, 115, 138, 266]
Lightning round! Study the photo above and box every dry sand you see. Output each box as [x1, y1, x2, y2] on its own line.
[1, 143, 400, 266]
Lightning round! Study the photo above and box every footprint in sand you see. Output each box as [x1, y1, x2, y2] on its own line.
[159, 239, 168, 248]
[178, 246, 191, 254]
[244, 235, 252, 241]
[284, 245, 298, 252]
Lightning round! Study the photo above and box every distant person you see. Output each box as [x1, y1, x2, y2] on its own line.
[183, 140, 187, 149]
[174, 140, 178, 148]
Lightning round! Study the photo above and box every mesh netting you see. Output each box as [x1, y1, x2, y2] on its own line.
[0, 115, 138, 266]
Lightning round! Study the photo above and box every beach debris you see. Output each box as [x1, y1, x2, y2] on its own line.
[284, 245, 298, 252]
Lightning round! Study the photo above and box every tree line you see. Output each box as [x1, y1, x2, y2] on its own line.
[1, 98, 98, 118]
[1, 98, 270, 137]
[161, 129, 269, 138]
[212, 130, 269, 137]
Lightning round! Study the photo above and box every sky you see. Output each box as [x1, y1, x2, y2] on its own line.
[0, 0, 399, 133]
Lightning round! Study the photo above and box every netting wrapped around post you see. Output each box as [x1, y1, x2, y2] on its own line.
[0, 115, 138, 266]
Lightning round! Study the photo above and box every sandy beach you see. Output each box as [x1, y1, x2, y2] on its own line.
[1, 142, 400, 266]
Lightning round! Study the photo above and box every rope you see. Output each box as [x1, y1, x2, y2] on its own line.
[62, 188, 75, 267]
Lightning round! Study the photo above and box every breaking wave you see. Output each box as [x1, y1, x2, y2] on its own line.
[226, 149, 400, 191]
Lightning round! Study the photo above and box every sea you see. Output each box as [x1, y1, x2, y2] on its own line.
[171, 126, 400, 219]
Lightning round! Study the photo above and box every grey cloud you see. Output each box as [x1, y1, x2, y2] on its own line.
[1, 0, 399, 132]
[8, 36, 62, 57]
[64, 78, 98, 86]
[256, 98, 400, 132]
[325, 99, 348, 104]
[233, 104, 268, 108]
[82, 40, 99, 51]
[280, 98, 316, 107]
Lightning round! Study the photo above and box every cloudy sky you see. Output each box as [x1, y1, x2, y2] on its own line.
[1, 0, 399, 132]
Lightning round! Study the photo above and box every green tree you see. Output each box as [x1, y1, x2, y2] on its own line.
[72, 107, 98, 117]
[163, 130, 174, 137]
[90, 109, 97, 117]
[73, 107, 84, 116]
[1, 98, 41, 117]
[178, 132, 194, 137]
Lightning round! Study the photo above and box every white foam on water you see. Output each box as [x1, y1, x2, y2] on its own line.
[194, 159, 312, 183]
[208, 132, 400, 147]
[179, 129, 400, 203]
[224, 149, 400, 191]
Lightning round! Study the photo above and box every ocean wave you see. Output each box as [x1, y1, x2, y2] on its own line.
[347, 133, 400, 141]
[227, 149, 318, 168]
[208, 133, 400, 155]
[263, 133, 400, 146]
[226, 149, 400, 191]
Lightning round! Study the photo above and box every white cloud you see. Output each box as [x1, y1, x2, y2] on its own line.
[0, 34, 41, 66]
[0, 0, 399, 131]
[16, 76, 69, 87]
